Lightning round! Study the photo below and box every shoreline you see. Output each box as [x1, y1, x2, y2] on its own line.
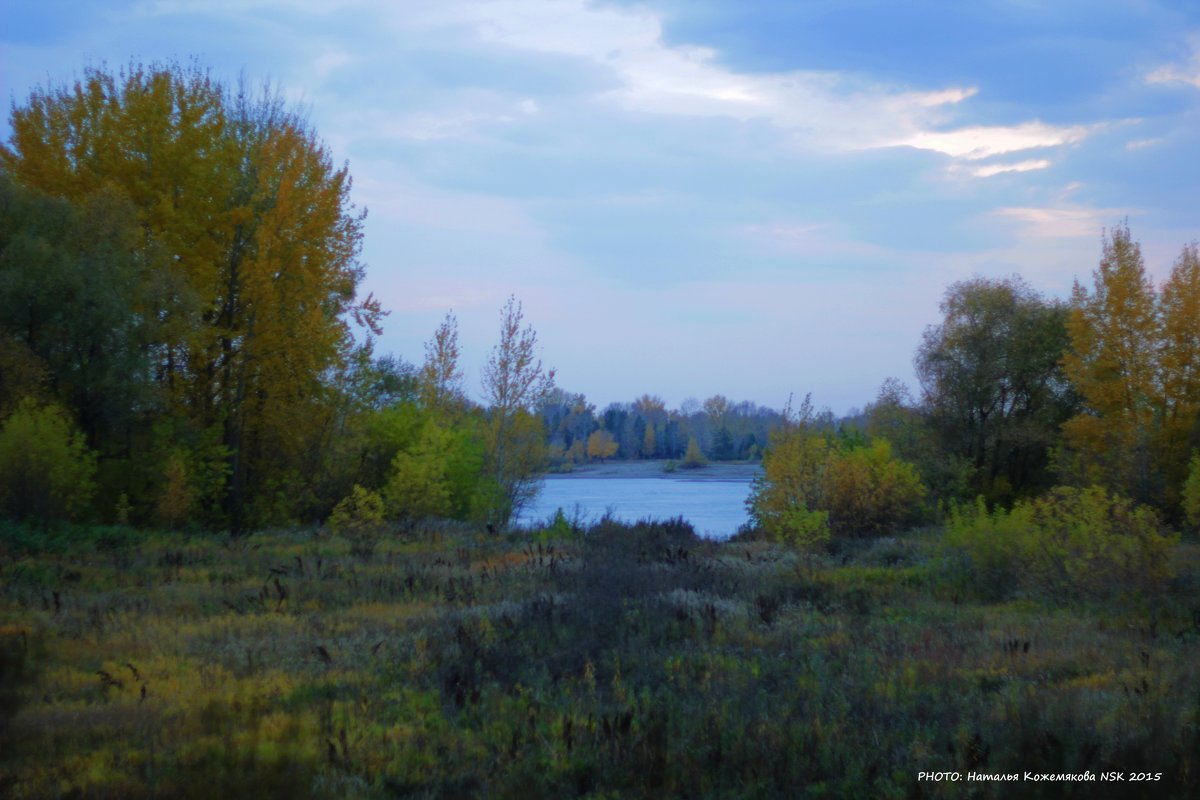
[542, 459, 762, 482]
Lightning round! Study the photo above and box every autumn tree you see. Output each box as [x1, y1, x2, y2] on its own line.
[587, 429, 619, 461]
[2, 62, 383, 529]
[1158, 243, 1200, 509]
[419, 311, 466, 418]
[746, 395, 831, 550]
[481, 296, 555, 527]
[1060, 225, 1160, 504]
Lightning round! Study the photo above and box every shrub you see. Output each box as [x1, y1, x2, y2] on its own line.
[328, 485, 386, 555]
[680, 437, 707, 469]
[945, 486, 1177, 602]
[1184, 451, 1200, 532]
[823, 439, 925, 537]
[0, 399, 96, 523]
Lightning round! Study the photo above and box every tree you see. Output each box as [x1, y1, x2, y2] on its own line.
[865, 378, 971, 506]
[1158, 244, 1200, 510]
[419, 311, 466, 417]
[587, 429, 619, 461]
[2, 62, 383, 529]
[1061, 225, 1160, 503]
[481, 296, 555, 526]
[0, 176, 150, 450]
[746, 395, 831, 550]
[916, 275, 1073, 503]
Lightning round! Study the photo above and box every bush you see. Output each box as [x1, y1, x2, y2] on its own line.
[680, 437, 707, 469]
[328, 485, 386, 555]
[945, 486, 1177, 602]
[0, 399, 96, 523]
[1184, 452, 1200, 532]
[823, 439, 925, 537]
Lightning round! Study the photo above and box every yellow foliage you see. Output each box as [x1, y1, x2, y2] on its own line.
[587, 429, 619, 461]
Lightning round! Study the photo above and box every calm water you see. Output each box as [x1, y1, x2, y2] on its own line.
[516, 471, 758, 539]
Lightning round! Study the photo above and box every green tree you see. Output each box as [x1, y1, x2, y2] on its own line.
[0, 400, 97, 523]
[916, 276, 1073, 504]
[0, 176, 150, 450]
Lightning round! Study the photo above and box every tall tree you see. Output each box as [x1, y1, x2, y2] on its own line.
[916, 275, 1073, 502]
[1157, 242, 1200, 510]
[419, 311, 466, 418]
[1061, 224, 1160, 503]
[481, 296, 555, 526]
[2, 62, 382, 528]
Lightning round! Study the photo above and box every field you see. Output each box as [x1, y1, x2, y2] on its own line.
[1, 519, 1198, 798]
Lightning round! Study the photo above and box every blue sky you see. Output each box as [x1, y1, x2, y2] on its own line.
[3, 1, 1199, 413]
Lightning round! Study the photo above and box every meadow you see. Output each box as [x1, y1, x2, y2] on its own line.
[1, 518, 1197, 798]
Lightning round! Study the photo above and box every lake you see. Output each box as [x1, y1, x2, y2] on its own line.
[515, 461, 761, 539]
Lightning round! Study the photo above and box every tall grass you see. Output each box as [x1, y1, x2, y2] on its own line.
[0, 518, 1197, 797]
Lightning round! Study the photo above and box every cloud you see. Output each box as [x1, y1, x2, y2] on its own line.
[994, 205, 1130, 240]
[970, 159, 1052, 177]
[900, 122, 1088, 160]
[1147, 37, 1200, 88]
[381, 0, 1080, 166]
[1125, 137, 1164, 150]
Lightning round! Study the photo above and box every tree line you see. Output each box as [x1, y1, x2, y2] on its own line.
[749, 228, 1200, 549]
[0, 63, 553, 532]
[1, 60, 1198, 540]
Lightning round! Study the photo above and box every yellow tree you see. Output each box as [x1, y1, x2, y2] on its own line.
[587, 429, 619, 461]
[1061, 224, 1160, 503]
[1158, 243, 1200, 509]
[2, 62, 379, 529]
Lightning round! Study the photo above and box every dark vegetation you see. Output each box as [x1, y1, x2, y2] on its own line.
[1, 518, 1198, 798]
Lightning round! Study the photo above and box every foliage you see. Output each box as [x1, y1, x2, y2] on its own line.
[916, 275, 1073, 504]
[865, 378, 972, 507]
[586, 429, 619, 461]
[680, 436, 708, 469]
[326, 485, 385, 543]
[0, 399, 97, 523]
[1184, 452, 1200, 532]
[750, 396, 925, 542]
[383, 418, 487, 524]
[1060, 225, 1161, 504]
[1158, 243, 1200, 512]
[945, 486, 1178, 602]
[823, 439, 925, 537]
[747, 396, 834, 557]
[1, 61, 383, 530]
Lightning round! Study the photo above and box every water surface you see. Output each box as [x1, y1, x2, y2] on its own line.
[517, 462, 759, 539]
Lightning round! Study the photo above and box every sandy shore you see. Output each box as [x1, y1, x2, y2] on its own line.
[544, 459, 761, 482]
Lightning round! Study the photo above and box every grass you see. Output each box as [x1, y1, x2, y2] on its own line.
[0, 518, 1197, 798]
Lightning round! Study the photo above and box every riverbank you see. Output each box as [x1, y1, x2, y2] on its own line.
[549, 459, 762, 482]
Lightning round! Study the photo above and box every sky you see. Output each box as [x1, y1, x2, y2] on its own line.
[3, 0, 1199, 414]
